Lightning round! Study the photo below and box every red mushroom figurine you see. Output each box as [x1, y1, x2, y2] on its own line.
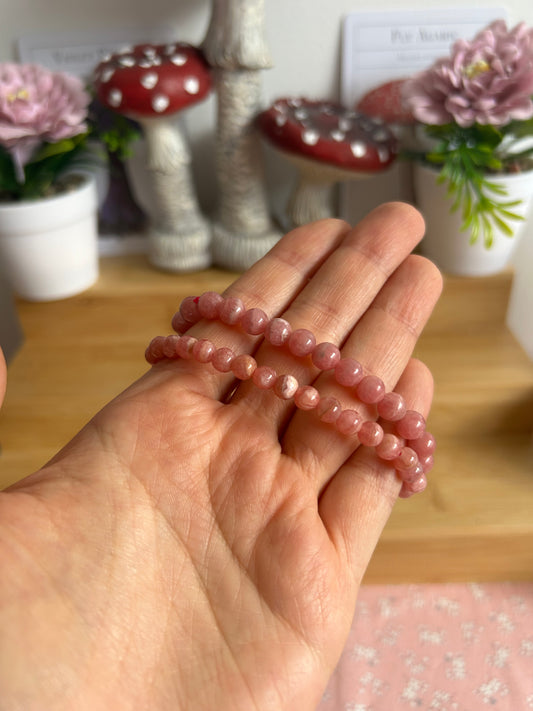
[356, 78, 417, 149]
[94, 43, 212, 271]
[256, 98, 398, 227]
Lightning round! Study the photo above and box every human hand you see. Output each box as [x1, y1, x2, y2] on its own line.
[0, 204, 442, 711]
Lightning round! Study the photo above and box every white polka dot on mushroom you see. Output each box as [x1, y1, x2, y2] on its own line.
[152, 94, 170, 112]
[171, 54, 187, 66]
[119, 56, 136, 68]
[108, 88, 122, 108]
[302, 129, 320, 146]
[184, 77, 200, 95]
[351, 141, 367, 158]
[101, 68, 115, 83]
[331, 130, 345, 142]
[140, 72, 159, 89]
[339, 118, 352, 132]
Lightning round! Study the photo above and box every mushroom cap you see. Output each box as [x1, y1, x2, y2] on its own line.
[256, 98, 397, 172]
[356, 79, 414, 125]
[93, 43, 212, 118]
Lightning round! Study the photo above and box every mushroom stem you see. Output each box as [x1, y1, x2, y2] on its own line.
[140, 117, 211, 271]
[288, 175, 335, 227]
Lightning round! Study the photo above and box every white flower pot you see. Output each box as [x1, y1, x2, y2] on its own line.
[414, 164, 533, 276]
[0, 175, 99, 301]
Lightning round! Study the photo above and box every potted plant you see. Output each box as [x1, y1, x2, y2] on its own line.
[403, 20, 533, 276]
[0, 62, 102, 301]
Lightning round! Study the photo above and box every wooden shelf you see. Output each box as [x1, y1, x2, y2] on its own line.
[1, 255, 532, 582]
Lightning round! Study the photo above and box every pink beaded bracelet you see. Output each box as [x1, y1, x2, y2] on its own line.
[146, 328, 435, 498]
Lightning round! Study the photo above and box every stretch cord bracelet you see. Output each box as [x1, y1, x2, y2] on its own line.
[145, 293, 436, 498]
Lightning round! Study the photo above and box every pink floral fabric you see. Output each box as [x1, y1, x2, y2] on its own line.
[318, 583, 533, 710]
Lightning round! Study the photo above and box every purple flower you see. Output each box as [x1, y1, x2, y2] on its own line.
[403, 20, 533, 127]
[0, 63, 90, 180]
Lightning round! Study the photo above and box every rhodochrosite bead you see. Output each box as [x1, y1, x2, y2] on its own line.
[163, 335, 180, 358]
[394, 446, 418, 472]
[274, 374, 299, 399]
[241, 308, 269, 335]
[176, 335, 197, 359]
[171, 311, 189, 334]
[212, 347, 234, 372]
[288, 329, 316, 357]
[231, 354, 257, 379]
[358, 421, 384, 447]
[377, 392, 406, 421]
[312, 342, 341, 370]
[265, 318, 292, 346]
[407, 431, 436, 458]
[335, 409, 363, 435]
[316, 396, 342, 423]
[397, 410, 426, 439]
[198, 291, 224, 319]
[399, 475, 427, 498]
[252, 365, 277, 389]
[375, 433, 403, 460]
[180, 296, 200, 324]
[357, 375, 386, 404]
[192, 338, 216, 363]
[334, 358, 363, 387]
[219, 297, 245, 325]
[294, 385, 320, 410]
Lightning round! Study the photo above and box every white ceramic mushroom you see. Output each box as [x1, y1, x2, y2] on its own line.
[257, 98, 398, 227]
[94, 43, 213, 272]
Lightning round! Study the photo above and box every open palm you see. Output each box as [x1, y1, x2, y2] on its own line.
[0, 204, 442, 711]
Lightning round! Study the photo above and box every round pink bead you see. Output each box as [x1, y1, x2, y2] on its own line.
[399, 473, 427, 497]
[163, 334, 180, 358]
[252, 365, 277, 390]
[265, 318, 292, 346]
[274, 374, 299, 400]
[171, 311, 190, 334]
[394, 446, 419, 472]
[145, 336, 166, 363]
[241, 308, 269, 335]
[400, 462, 424, 484]
[288, 328, 316, 357]
[231, 354, 257, 380]
[175, 335, 198, 359]
[396, 410, 426, 440]
[294, 385, 320, 410]
[376, 433, 403, 461]
[334, 358, 363, 387]
[219, 297, 245, 325]
[316, 396, 342, 423]
[358, 421, 384, 447]
[420, 454, 434, 474]
[335, 409, 363, 435]
[192, 338, 216, 363]
[407, 431, 436, 458]
[311, 342, 341, 371]
[197, 291, 224, 319]
[179, 296, 200, 324]
[377, 392, 406, 422]
[212, 347, 235, 372]
[357, 375, 386, 404]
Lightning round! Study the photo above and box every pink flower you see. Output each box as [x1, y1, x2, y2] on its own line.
[403, 20, 533, 127]
[0, 63, 90, 179]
